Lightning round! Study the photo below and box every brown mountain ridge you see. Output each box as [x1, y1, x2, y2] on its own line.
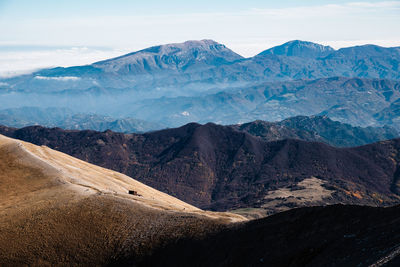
[2, 122, 400, 216]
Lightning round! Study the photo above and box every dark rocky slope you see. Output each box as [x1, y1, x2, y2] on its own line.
[138, 205, 400, 267]
[2, 123, 400, 214]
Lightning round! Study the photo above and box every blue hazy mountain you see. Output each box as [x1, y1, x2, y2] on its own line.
[1, 40, 400, 130]
[93, 39, 244, 74]
[258, 40, 335, 58]
[113, 77, 400, 129]
[1, 40, 244, 97]
[0, 107, 164, 133]
[2, 40, 399, 97]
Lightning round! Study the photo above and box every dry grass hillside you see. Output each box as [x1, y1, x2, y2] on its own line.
[0, 134, 245, 266]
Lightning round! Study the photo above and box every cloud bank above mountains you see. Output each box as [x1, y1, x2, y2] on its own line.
[0, 47, 131, 77]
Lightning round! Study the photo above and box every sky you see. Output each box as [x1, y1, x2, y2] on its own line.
[0, 0, 399, 76]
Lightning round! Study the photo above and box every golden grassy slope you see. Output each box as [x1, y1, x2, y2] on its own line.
[0, 135, 245, 266]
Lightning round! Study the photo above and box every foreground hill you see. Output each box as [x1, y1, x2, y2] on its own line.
[2, 123, 400, 216]
[141, 205, 400, 267]
[0, 134, 243, 265]
[1, 135, 399, 266]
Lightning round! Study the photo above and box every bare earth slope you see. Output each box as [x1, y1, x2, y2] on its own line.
[0, 135, 244, 266]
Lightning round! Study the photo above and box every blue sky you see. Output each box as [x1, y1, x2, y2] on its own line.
[0, 0, 399, 75]
[1, 0, 380, 16]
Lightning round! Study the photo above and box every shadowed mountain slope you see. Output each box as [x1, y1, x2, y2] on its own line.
[2, 123, 400, 215]
[140, 205, 400, 267]
[0, 134, 243, 266]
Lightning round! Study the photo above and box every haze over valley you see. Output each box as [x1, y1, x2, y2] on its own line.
[2, 39, 400, 130]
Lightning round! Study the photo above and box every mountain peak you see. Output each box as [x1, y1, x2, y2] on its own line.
[258, 40, 335, 58]
[137, 39, 223, 54]
[93, 40, 243, 73]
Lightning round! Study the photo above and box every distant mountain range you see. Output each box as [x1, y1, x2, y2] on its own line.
[3, 40, 399, 95]
[1, 39, 400, 130]
[0, 107, 164, 133]
[234, 115, 398, 147]
[118, 77, 400, 128]
[2, 120, 400, 215]
[1, 108, 397, 144]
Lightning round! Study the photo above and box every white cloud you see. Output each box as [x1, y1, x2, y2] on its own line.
[0, 47, 131, 77]
[346, 1, 400, 8]
[247, 1, 400, 19]
[34, 76, 81, 81]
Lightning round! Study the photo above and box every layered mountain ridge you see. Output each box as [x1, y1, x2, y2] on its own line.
[2, 121, 400, 215]
[1, 39, 400, 130]
[0, 106, 164, 133]
[234, 115, 398, 147]
[119, 77, 400, 128]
